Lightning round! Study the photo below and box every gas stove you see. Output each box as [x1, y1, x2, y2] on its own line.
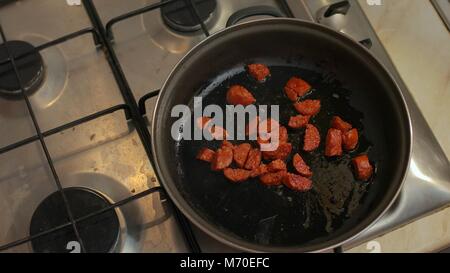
[0, 0, 449, 253]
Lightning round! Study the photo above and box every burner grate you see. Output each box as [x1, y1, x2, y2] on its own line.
[30, 188, 120, 253]
[0, 41, 44, 98]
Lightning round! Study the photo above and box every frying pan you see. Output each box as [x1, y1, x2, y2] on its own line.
[151, 19, 412, 252]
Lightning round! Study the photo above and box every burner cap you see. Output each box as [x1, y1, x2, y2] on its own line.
[30, 188, 120, 253]
[0, 41, 44, 98]
[161, 0, 217, 32]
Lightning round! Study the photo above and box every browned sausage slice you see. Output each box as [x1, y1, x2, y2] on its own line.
[325, 128, 343, 157]
[283, 173, 313, 192]
[224, 168, 251, 183]
[250, 164, 269, 178]
[267, 159, 287, 172]
[293, 153, 312, 178]
[211, 146, 233, 171]
[262, 143, 293, 161]
[248, 64, 270, 82]
[343, 128, 359, 151]
[244, 148, 262, 170]
[259, 171, 287, 186]
[352, 155, 374, 181]
[226, 85, 256, 106]
[284, 77, 312, 102]
[288, 115, 310, 129]
[294, 100, 321, 116]
[196, 148, 216, 163]
[303, 124, 320, 152]
[233, 143, 252, 168]
[331, 116, 352, 132]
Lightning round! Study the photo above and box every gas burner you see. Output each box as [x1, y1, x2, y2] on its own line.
[29, 188, 120, 253]
[161, 0, 217, 32]
[0, 41, 45, 98]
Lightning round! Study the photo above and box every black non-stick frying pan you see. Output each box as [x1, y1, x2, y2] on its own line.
[152, 19, 412, 252]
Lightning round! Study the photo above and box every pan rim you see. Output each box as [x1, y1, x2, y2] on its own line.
[151, 18, 413, 253]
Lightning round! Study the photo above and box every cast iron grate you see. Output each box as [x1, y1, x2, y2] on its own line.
[0, 0, 296, 253]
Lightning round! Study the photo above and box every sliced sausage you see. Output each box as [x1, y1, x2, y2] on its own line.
[259, 171, 287, 186]
[226, 85, 256, 106]
[293, 153, 312, 178]
[248, 64, 270, 82]
[267, 159, 287, 172]
[325, 128, 343, 157]
[244, 148, 262, 170]
[222, 140, 234, 149]
[303, 124, 320, 152]
[211, 146, 233, 171]
[331, 116, 352, 133]
[288, 115, 310, 129]
[283, 173, 313, 192]
[196, 148, 216, 163]
[224, 168, 251, 183]
[343, 128, 359, 151]
[258, 126, 288, 146]
[284, 77, 312, 102]
[233, 143, 252, 168]
[294, 100, 321, 116]
[262, 142, 293, 161]
[352, 155, 374, 181]
[250, 163, 269, 178]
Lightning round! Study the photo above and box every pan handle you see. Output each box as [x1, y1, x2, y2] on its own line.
[226, 5, 285, 27]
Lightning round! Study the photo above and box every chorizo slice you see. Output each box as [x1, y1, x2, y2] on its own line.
[293, 153, 312, 178]
[226, 85, 256, 106]
[244, 148, 262, 170]
[294, 100, 321, 116]
[352, 155, 374, 181]
[211, 146, 233, 171]
[248, 64, 270, 82]
[233, 143, 252, 168]
[258, 126, 288, 146]
[250, 164, 269, 178]
[224, 168, 251, 183]
[331, 116, 352, 133]
[325, 128, 343, 157]
[259, 171, 287, 186]
[222, 140, 234, 149]
[262, 142, 293, 161]
[284, 77, 312, 102]
[267, 159, 287, 173]
[288, 115, 310, 129]
[283, 173, 313, 192]
[303, 124, 321, 152]
[196, 148, 216, 163]
[343, 128, 359, 151]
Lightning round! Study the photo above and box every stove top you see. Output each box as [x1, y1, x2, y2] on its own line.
[0, 0, 449, 253]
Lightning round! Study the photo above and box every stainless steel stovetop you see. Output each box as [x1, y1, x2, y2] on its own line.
[0, 0, 449, 253]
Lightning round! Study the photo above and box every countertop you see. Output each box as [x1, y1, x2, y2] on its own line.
[348, 0, 450, 253]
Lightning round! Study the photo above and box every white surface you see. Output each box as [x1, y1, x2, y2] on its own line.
[349, 0, 450, 253]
